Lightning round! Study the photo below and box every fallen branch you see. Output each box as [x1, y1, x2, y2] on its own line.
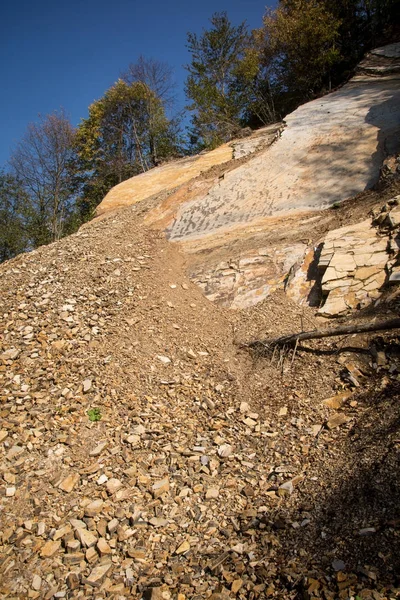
[244, 318, 400, 351]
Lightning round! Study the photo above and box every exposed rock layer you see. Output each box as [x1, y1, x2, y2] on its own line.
[95, 43, 400, 313]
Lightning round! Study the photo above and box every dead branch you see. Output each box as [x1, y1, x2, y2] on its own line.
[244, 318, 400, 351]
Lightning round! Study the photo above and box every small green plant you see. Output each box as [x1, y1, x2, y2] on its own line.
[331, 202, 341, 209]
[87, 407, 102, 422]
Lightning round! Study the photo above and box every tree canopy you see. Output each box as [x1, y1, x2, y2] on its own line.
[260, 0, 342, 113]
[9, 110, 78, 248]
[185, 12, 250, 149]
[75, 79, 181, 213]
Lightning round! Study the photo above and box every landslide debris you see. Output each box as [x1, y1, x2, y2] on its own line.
[1, 200, 400, 599]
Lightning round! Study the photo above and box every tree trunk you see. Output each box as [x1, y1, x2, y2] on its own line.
[245, 318, 400, 350]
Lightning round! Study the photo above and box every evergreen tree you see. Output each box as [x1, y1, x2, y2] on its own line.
[185, 12, 250, 149]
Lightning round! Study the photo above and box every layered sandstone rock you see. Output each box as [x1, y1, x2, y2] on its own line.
[95, 43, 400, 313]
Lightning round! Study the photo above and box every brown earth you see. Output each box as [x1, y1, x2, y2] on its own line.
[1, 177, 400, 599]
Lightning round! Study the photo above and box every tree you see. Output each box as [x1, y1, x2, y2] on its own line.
[122, 55, 177, 112]
[260, 0, 342, 113]
[122, 56, 182, 166]
[76, 79, 180, 212]
[9, 110, 78, 246]
[233, 37, 278, 128]
[185, 12, 250, 149]
[322, 0, 400, 70]
[0, 171, 29, 263]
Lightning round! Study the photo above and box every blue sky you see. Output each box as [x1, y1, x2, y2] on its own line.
[0, 0, 276, 167]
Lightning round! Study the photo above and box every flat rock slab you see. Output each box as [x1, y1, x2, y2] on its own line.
[166, 74, 400, 244]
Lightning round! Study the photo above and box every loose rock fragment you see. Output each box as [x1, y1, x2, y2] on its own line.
[76, 528, 98, 548]
[327, 413, 350, 429]
[32, 575, 42, 591]
[217, 444, 233, 458]
[231, 579, 243, 594]
[175, 540, 191, 554]
[206, 487, 220, 499]
[59, 473, 80, 493]
[106, 478, 122, 495]
[86, 561, 112, 586]
[66, 572, 80, 590]
[97, 538, 112, 555]
[89, 441, 108, 456]
[84, 499, 104, 517]
[152, 477, 170, 498]
[83, 378, 92, 392]
[40, 540, 61, 558]
[157, 355, 171, 364]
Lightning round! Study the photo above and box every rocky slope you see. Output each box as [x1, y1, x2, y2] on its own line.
[97, 43, 400, 314]
[1, 45, 400, 600]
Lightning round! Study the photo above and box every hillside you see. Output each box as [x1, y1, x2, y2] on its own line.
[1, 44, 400, 599]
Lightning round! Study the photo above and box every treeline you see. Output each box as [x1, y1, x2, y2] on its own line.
[1, 0, 399, 262]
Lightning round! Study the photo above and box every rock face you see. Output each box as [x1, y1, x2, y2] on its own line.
[94, 43, 400, 312]
[96, 125, 281, 218]
[287, 195, 400, 316]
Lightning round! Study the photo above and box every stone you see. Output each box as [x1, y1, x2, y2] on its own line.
[231, 579, 243, 594]
[83, 378, 92, 392]
[279, 481, 294, 496]
[40, 540, 61, 558]
[59, 473, 80, 493]
[149, 517, 168, 527]
[76, 528, 98, 548]
[175, 540, 191, 554]
[6, 445, 24, 460]
[89, 441, 108, 456]
[70, 519, 87, 530]
[389, 271, 400, 283]
[206, 487, 220, 499]
[86, 546, 98, 563]
[0, 430, 8, 443]
[86, 561, 112, 586]
[66, 573, 80, 590]
[97, 538, 112, 555]
[217, 444, 233, 458]
[0, 348, 20, 360]
[327, 413, 350, 429]
[84, 499, 104, 517]
[107, 518, 119, 534]
[156, 355, 171, 364]
[322, 392, 352, 409]
[152, 477, 170, 498]
[125, 567, 135, 586]
[106, 478, 122, 495]
[358, 527, 376, 536]
[5, 487, 16, 497]
[332, 559, 346, 572]
[66, 539, 81, 552]
[32, 575, 42, 591]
